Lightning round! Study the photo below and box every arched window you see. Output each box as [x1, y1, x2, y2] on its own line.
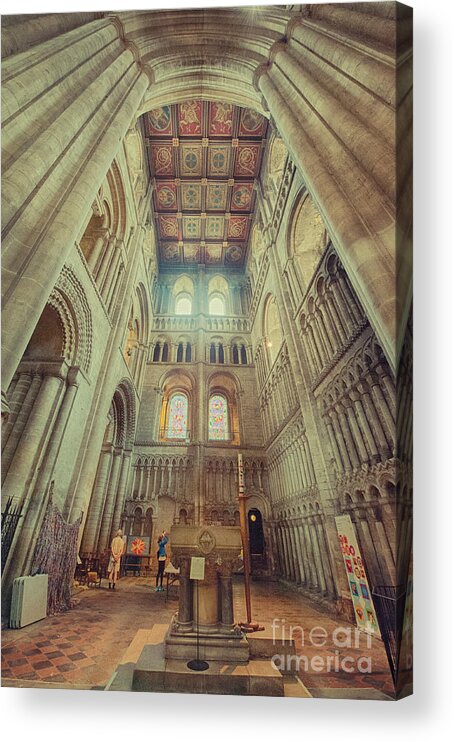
[208, 275, 229, 315]
[166, 393, 189, 439]
[133, 507, 143, 535]
[175, 293, 192, 315]
[152, 343, 161, 362]
[208, 394, 229, 441]
[210, 343, 216, 363]
[218, 344, 224, 364]
[176, 343, 183, 362]
[162, 342, 169, 362]
[232, 344, 239, 364]
[209, 294, 225, 316]
[240, 344, 247, 365]
[185, 343, 192, 362]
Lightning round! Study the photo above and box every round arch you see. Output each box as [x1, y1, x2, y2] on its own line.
[287, 188, 329, 292]
[262, 293, 284, 366]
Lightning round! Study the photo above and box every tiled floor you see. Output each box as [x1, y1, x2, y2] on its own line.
[1, 576, 394, 697]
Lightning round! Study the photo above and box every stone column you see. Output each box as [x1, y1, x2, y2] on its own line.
[87, 227, 110, 273]
[5, 368, 81, 582]
[309, 519, 327, 594]
[2, 20, 150, 398]
[193, 563, 219, 631]
[328, 275, 354, 336]
[1, 371, 41, 483]
[291, 521, 306, 584]
[284, 524, 296, 582]
[316, 518, 335, 596]
[367, 370, 396, 445]
[321, 293, 344, 349]
[176, 558, 192, 632]
[2, 371, 31, 449]
[376, 363, 396, 423]
[359, 379, 391, 457]
[2, 370, 65, 507]
[328, 409, 351, 471]
[342, 397, 370, 464]
[81, 445, 113, 553]
[110, 451, 132, 541]
[324, 416, 343, 472]
[220, 563, 235, 631]
[297, 522, 311, 588]
[303, 520, 319, 590]
[335, 403, 360, 469]
[256, 49, 399, 369]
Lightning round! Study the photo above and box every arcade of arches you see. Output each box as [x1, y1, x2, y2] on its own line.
[1, 2, 412, 671]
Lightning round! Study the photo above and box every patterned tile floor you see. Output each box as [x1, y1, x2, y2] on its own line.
[1, 577, 394, 696]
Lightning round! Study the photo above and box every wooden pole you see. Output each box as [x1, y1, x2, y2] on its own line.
[238, 453, 252, 624]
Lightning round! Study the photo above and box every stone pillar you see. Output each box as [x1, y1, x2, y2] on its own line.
[309, 519, 327, 594]
[303, 520, 319, 590]
[256, 43, 399, 369]
[220, 564, 235, 630]
[297, 522, 311, 587]
[2, 19, 151, 398]
[343, 397, 370, 464]
[176, 558, 192, 632]
[4, 368, 80, 585]
[2, 370, 31, 450]
[325, 417, 343, 472]
[359, 379, 392, 457]
[87, 227, 110, 273]
[335, 403, 360, 469]
[291, 521, 306, 584]
[2, 370, 64, 507]
[110, 452, 132, 540]
[328, 409, 351, 471]
[81, 445, 113, 553]
[193, 563, 219, 631]
[1, 371, 41, 483]
[316, 518, 335, 596]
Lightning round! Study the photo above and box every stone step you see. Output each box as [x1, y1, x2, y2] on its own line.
[105, 625, 168, 692]
[132, 638, 284, 696]
[165, 630, 250, 663]
[246, 625, 297, 675]
[106, 623, 310, 697]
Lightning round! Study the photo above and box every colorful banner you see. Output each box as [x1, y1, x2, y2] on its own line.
[126, 535, 151, 557]
[335, 515, 381, 637]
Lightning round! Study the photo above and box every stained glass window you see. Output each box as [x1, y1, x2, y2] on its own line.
[167, 393, 188, 439]
[208, 394, 229, 441]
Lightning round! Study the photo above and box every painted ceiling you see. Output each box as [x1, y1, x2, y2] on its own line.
[144, 100, 268, 269]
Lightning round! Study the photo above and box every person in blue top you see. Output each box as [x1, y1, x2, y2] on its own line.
[155, 531, 169, 592]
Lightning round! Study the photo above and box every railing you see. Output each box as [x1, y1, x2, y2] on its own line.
[152, 313, 250, 333]
[1, 497, 23, 566]
[372, 584, 407, 684]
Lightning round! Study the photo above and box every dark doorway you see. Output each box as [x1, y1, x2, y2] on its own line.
[248, 508, 264, 556]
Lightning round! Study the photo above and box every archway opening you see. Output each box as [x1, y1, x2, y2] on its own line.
[248, 508, 265, 556]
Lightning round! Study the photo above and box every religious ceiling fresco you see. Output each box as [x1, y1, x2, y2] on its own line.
[144, 101, 268, 268]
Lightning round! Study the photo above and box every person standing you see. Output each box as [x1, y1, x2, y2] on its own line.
[155, 531, 169, 592]
[108, 529, 125, 590]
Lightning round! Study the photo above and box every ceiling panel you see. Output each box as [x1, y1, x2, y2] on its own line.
[144, 100, 268, 268]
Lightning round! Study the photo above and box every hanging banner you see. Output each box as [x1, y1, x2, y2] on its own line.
[335, 514, 381, 638]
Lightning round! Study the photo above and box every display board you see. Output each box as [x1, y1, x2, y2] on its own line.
[335, 515, 381, 637]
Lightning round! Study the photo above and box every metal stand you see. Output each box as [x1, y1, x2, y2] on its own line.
[187, 580, 209, 672]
